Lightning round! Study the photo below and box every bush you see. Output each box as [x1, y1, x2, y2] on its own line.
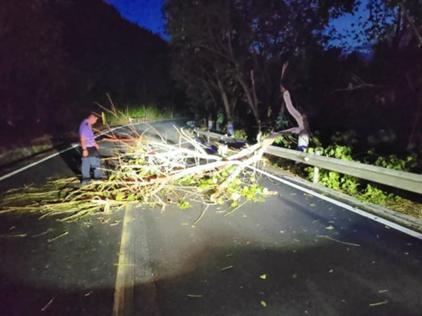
[103, 105, 172, 125]
[304, 140, 418, 207]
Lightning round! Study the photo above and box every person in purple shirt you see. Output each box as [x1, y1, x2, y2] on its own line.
[79, 112, 104, 184]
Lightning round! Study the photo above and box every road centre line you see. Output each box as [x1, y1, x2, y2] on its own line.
[112, 206, 135, 316]
[112, 206, 158, 316]
[250, 166, 422, 240]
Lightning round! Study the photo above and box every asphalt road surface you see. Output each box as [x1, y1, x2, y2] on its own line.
[0, 121, 421, 316]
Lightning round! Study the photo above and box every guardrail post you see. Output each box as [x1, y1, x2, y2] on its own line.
[312, 151, 321, 184]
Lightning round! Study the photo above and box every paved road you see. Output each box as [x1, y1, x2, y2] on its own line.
[0, 121, 421, 316]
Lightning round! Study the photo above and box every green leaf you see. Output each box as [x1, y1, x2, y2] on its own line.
[178, 199, 191, 209]
[115, 192, 125, 201]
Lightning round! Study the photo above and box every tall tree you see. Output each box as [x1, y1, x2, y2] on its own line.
[0, 0, 173, 140]
[165, 0, 355, 132]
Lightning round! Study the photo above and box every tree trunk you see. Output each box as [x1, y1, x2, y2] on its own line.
[280, 85, 305, 132]
[407, 96, 422, 150]
[217, 77, 233, 122]
[236, 74, 261, 130]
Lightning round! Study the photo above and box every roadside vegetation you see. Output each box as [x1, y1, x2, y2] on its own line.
[270, 131, 422, 219]
[0, 0, 178, 146]
[100, 104, 174, 126]
[164, 0, 422, 220]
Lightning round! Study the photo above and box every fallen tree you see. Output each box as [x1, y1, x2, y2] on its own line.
[0, 126, 276, 222]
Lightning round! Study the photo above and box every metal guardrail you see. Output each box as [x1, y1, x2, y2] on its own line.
[198, 131, 422, 195]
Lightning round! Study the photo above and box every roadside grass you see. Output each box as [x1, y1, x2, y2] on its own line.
[101, 105, 173, 126]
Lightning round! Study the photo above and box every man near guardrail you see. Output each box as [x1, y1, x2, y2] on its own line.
[297, 129, 309, 152]
[79, 112, 104, 184]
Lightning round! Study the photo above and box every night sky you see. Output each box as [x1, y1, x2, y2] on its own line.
[106, 0, 166, 37]
[106, 0, 369, 50]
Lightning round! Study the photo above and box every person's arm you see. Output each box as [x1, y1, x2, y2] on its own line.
[80, 136, 88, 157]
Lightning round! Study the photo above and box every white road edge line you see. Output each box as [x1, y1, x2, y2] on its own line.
[250, 166, 422, 240]
[0, 143, 80, 182]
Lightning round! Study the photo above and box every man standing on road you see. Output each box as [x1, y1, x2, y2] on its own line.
[79, 112, 104, 184]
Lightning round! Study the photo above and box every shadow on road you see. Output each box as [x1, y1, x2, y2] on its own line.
[143, 242, 422, 316]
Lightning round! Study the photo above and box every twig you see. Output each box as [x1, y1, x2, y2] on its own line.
[316, 235, 360, 247]
[0, 233, 27, 238]
[369, 300, 388, 307]
[193, 205, 209, 225]
[41, 297, 55, 312]
[221, 265, 234, 271]
[32, 228, 53, 238]
[224, 201, 247, 217]
[47, 231, 69, 243]
[187, 294, 203, 298]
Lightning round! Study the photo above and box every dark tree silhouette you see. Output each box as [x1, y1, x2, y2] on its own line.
[0, 0, 174, 142]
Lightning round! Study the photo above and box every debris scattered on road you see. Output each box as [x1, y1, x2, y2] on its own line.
[0, 233, 27, 238]
[378, 290, 388, 294]
[325, 225, 335, 230]
[224, 201, 248, 217]
[193, 206, 208, 225]
[316, 235, 360, 247]
[260, 300, 267, 307]
[32, 228, 53, 238]
[41, 297, 55, 312]
[187, 294, 203, 298]
[369, 300, 388, 307]
[47, 231, 69, 243]
[221, 265, 234, 271]
[0, 127, 274, 222]
[259, 274, 267, 280]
